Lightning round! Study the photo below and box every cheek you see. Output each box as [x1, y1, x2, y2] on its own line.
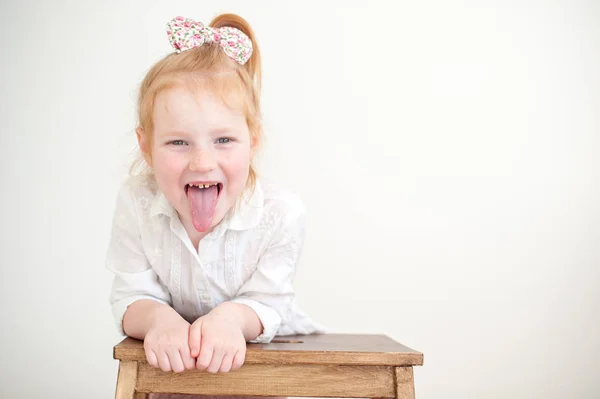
[152, 150, 186, 181]
[223, 149, 251, 181]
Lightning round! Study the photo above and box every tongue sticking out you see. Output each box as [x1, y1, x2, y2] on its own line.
[187, 185, 219, 232]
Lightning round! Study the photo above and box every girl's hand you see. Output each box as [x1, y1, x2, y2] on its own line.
[189, 306, 247, 373]
[143, 306, 196, 373]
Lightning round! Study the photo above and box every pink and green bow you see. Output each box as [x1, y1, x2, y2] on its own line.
[166, 16, 253, 65]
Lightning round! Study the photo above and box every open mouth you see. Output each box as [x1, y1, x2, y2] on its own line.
[184, 182, 223, 232]
[184, 182, 223, 196]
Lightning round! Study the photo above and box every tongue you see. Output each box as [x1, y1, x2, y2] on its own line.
[187, 185, 219, 232]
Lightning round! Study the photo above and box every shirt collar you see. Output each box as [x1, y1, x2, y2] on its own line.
[149, 189, 174, 219]
[148, 181, 264, 232]
[226, 181, 264, 231]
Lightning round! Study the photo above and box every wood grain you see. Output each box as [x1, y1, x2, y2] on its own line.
[115, 361, 138, 399]
[114, 334, 423, 366]
[136, 363, 396, 397]
[395, 367, 415, 399]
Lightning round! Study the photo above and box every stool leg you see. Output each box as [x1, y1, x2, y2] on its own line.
[395, 367, 415, 399]
[134, 393, 149, 399]
[115, 361, 138, 399]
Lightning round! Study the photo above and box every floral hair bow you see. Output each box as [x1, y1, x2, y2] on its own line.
[166, 16, 253, 65]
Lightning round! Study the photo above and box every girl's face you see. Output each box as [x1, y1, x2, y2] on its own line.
[138, 85, 254, 234]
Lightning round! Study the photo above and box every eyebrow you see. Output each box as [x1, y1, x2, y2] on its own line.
[157, 126, 239, 138]
[209, 127, 236, 135]
[156, 130, 190, 138]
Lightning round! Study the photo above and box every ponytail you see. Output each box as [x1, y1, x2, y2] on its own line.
[209, 13, 262, 96]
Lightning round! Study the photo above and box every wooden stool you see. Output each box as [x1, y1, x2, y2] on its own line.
[113, 334, 423, 399]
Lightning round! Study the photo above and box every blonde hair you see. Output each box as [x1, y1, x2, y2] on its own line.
[130, 13, 262, 194]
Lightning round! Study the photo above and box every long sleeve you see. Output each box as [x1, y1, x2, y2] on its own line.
[105, 183, 171, 335]
[230, 205, 307, 343]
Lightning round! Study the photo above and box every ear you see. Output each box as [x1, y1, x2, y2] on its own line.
[136, 127, 153, 167]
[250, 132, 260, 158]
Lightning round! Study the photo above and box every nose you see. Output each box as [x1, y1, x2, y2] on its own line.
[189, 148, 217, 173]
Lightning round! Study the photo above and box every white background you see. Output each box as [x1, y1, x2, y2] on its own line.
[1, 1, 599, 398]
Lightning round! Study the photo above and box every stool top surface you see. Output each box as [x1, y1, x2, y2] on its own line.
[114, 333, 423, 366]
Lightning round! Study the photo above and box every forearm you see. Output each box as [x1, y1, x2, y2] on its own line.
[209, 301, 263, 341]
[122, 299, 180, 340]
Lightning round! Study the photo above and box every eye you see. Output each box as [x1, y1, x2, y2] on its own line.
[216, 137, 233, 144]
[169, 140, 187, 146]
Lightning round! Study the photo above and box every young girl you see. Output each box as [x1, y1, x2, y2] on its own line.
[106, 13, 325, 382]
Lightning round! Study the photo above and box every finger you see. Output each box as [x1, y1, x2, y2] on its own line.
[207, 348, 225, 374]
[219, 351, 235, 373]
[180, 347, 196, 370]
[157, 351, 172, 372]
[232, 349, 246, 370]
[196, 344, 214, 370]
[189, 321, 202, 358]
[167, 349, 185, 373]
[145, 348, 159, 368]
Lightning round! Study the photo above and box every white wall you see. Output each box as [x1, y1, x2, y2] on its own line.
[1, 1, 598, 398]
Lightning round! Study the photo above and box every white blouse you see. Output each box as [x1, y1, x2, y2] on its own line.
[106, 175, 325, 343]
